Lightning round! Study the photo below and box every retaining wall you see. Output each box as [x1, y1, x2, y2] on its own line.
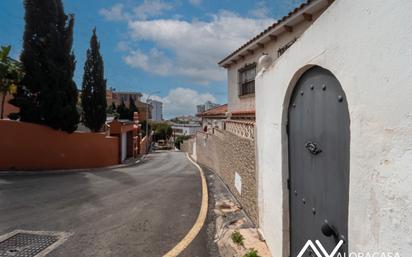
[193, 130, 258, 225]
[0, 120, 119, 170]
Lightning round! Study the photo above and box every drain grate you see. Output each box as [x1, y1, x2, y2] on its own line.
[0, 231, 72, 257]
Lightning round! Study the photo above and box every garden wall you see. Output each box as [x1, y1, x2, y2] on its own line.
[0, 94, 19, 118]
[0, 120, 119, 170]
[193, 130, 258, 225]
[181, 138, 194, 155]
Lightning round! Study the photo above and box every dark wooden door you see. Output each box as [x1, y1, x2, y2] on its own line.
[288, 67, 349, 257]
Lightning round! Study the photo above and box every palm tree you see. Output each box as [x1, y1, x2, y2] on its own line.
[0, 46, 23, 119]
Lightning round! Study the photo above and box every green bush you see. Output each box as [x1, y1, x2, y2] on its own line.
[243, 249, 261, 257]
[151, 121, 172, 140]
[175, 135, 191, 149]
[231, 230, 244, 246]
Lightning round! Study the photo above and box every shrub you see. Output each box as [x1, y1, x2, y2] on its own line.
[243, 249, 261, 257]
[231, 230, 244, 246]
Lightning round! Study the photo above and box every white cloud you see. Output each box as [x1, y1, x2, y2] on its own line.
[249, 1, 271, 19]
[188, 0, 202, 6]
[143, 88, 216, 118]
[123, 48, 172, 76]
[133, 0, 173, 20]
[100, 0, 173, 21]
[99, 4, 128, 21]
[116, 41, 130, 52]
[124, 11, 274, 84]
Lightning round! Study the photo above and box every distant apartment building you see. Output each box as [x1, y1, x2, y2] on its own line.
[196, 105, 205, 114]
[106, 90, 151, 121]
[150, 100, 163, 121]
[106, 90, 142, 105]
[196, 101, 219, 114]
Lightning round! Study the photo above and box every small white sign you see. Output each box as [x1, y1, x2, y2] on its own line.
[235, 172, 242, 195]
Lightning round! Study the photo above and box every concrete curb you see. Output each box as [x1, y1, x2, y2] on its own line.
[0, 157, 145, 176]
[191, 163, 272, 257]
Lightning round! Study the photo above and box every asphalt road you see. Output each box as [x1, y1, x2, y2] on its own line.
[0, 151, 211, 257]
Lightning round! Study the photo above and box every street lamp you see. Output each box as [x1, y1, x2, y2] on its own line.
[145, 91, 159, 153]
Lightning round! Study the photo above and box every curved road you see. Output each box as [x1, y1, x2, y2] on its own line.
[0, 151, 210, 257]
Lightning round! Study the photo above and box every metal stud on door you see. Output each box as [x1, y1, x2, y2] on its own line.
[288, 67, 350, 257]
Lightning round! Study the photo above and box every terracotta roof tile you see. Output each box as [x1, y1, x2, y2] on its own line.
[197, 104, 228, 117]
[231, 110, 256, 116]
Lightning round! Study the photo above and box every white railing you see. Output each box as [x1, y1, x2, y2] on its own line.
[225, 120, 255, 140]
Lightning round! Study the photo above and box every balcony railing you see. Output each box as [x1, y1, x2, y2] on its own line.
[224, 120, 255, 140]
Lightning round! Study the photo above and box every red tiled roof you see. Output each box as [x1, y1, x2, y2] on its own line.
[197, 104, 228, 117]
[218, 0, 330, 66]
[231, 110, 256, 116]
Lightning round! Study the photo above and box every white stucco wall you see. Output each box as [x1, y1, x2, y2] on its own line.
[256, 0, 412, 256]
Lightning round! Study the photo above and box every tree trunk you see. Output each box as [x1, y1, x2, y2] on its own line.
[1, 93, 6, 119]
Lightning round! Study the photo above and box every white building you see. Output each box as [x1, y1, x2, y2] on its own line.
[254, 0, 412, 256]
[171, 124, 202, 137]
[150, 100, 163, 121]
[218, 0, 329, 120]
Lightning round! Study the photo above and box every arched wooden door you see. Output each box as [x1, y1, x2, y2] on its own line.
[288, 66, 349, 257]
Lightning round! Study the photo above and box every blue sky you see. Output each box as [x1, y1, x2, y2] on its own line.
[0, 0, 304, 118]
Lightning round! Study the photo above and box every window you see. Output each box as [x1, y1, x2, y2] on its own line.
[238, 63, 256, 96]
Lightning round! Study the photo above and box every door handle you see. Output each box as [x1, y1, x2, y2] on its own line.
[321, 220, 338, 238]
[305, 141, 322, 155]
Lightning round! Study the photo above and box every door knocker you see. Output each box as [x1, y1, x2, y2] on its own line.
[305, 141, 322, 155]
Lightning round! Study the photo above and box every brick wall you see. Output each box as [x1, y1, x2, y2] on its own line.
[193, 130, 258, 225]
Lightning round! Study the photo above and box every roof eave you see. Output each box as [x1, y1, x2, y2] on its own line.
[218, 0, 331, 68]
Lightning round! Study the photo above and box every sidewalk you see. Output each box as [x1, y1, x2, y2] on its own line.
[201, 165, 272, 257]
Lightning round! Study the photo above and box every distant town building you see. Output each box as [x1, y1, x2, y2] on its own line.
[171, 123, 202, 137]
[106, 91, 142, 105]
[196, 105, 205, 114]
[205, 101, 219, 110]
[196, 104, 228, 131]
[196, 101, 219, 114]
[170, 115, 200, 124]
[106, 89, 151, 121]
[150, 100, 163, 121]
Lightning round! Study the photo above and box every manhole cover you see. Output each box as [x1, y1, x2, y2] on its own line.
[0, 230, 72, 257]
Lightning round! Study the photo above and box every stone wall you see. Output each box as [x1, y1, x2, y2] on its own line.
[193, 130, 258, 225]
[181, 138, 194, 155]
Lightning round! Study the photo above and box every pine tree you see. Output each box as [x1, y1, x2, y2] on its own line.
[10, 0, 79, 132]
[128, 96, 138, 120]
[81, 29, 107, 132]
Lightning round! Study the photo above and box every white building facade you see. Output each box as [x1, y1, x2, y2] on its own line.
[150, 100, 163, 121]
[255, 0, 412, 256]
[219, 0, 330, 119]
[172, 124, 202, 137]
